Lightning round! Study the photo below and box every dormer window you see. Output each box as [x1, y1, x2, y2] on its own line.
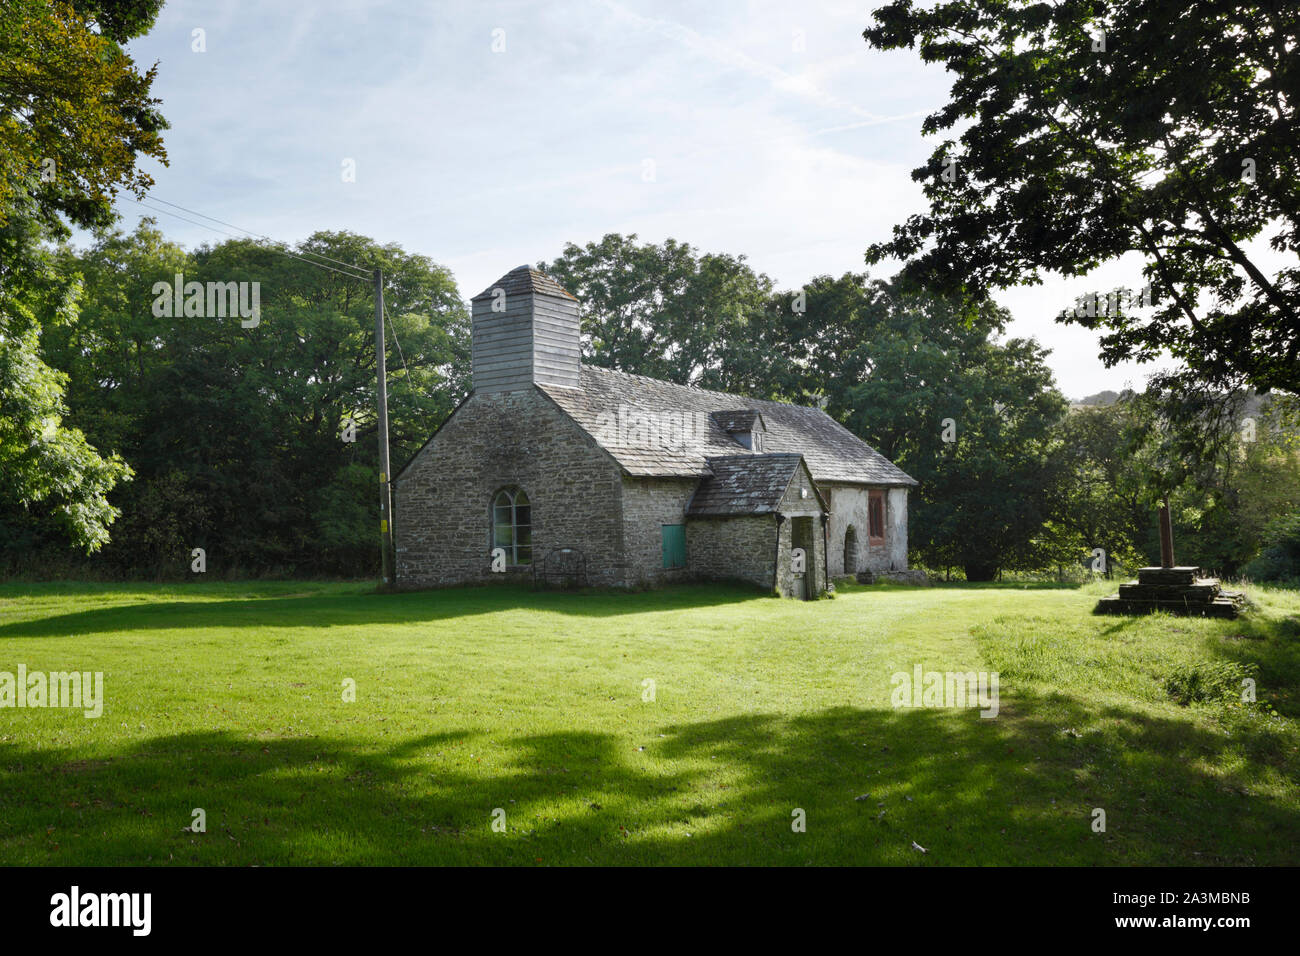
[710, 410, 766, 452]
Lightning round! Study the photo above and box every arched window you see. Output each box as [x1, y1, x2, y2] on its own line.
[843, 525, 858, 573]
[868, 491, 885, 544]
[492, 486, 532, 566]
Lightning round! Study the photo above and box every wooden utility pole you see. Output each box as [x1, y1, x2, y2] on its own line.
[375, 268, 394, 588]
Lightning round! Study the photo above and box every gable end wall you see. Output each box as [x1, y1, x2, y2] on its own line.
[774, 461, 828, 597]
[393, 388, 625, 588]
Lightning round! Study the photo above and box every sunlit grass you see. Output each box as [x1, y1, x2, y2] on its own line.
[0, 578, 1296, 865]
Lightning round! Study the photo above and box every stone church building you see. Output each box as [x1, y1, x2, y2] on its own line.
[392, 265, 916, 597]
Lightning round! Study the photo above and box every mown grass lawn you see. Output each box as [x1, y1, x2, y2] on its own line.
[0, 578, 1297, 866]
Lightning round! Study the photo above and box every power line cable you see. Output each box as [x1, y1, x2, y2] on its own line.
[383, 301, 426, 412]
[134, 199, 371, 282]
[143, 195, 373, 275]
[137, 199, 368, 280]
[133, 198, 432, 415]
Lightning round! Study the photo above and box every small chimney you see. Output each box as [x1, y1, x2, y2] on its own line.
[471, 266, 581, 393]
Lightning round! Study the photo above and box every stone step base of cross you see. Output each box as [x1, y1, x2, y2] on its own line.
[1095, 567, 1246, 619]
[1094, 595, 1242, 618]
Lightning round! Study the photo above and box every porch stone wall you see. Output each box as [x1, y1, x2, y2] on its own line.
[687, 515, 778, 590]
[774, 461, 829, 597]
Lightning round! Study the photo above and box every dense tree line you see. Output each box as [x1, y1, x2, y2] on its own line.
[1, 221, 468, 576]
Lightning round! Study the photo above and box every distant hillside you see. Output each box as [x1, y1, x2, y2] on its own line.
[1070, 389, 1274, 418]
[1073, 390, 1121, 406]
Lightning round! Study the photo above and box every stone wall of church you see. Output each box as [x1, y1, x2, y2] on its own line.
[393, 388, 626, 588]
[621, 476, 697, 588]
[824, 483, 910, 577]
[394, 385, 908, 595]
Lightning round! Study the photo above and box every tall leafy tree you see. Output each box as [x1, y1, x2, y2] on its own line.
[0, 209, 131, 552]
[769, 274, 1068, 579]
[0, 0, 167, 229]
[542, 234, 776, 393]
[903, 337, 1068, 580]
[0, 0, 165, 551]
[29, 224, 469, 575]
[863, 0, 1300, 396]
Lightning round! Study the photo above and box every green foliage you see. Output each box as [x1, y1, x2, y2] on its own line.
[541, 233, 777, 394]
[1149, 390, 1300, 576]
[907, 336, 1067, 580]
[864, 0, 1300, 395]
[311, 462, 379, 568]
[766, 273, 1008, 460]
[0, 0, 163, 554]
[0, 195, 133, 553]
[1037, 386, 1300, 579]
[69, 0, 167, 43]
[1163, 660, 1258, 707]
[1043, 399, 1163, 576]
[1246, 513, 1300, 584]
[0, 0, 167, 231]
[10, 221, 469, 576]
[0, 323, 132, 552]
[106, 469, 210, 577]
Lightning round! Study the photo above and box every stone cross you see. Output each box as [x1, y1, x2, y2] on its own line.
[1158, 495, 1176, 569]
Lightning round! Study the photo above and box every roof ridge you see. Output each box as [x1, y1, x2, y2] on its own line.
[583, 364, 804, 412]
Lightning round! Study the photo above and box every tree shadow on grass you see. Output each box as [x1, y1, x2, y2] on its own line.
[2, 695, 1295, 866]
[0, 582, 765, 640]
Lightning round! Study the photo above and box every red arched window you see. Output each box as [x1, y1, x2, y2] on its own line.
[868, 491, 885, 545]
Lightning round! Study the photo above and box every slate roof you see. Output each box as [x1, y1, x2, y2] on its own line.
[471, 265, 577, 302]
[538, 365, 917, 486]
[687, 454, 808, 516]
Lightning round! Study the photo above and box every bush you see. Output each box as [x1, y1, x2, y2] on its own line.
[1244, 512, 1300, 584]
[1163, 660, 1258, 706]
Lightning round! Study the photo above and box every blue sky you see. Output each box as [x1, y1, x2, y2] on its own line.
[116, 0, 1169, 399]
